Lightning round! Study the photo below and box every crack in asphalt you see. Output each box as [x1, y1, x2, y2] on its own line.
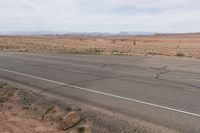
[153, 65, 200, 89]
[100, 63, 106, 68]
[154, 65, 170, 79]
[155, 71, 170, 79]
[36, 84, 69, 95]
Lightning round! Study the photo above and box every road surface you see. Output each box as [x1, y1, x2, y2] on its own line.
[0, 52, 200, 133]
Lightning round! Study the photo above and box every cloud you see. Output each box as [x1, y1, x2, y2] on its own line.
[0, 0, 200, 33]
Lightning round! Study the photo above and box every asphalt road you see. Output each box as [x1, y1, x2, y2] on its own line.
[0, 52, 200, 133]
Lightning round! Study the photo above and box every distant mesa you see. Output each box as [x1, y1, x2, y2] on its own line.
[0, 31, 200, 37]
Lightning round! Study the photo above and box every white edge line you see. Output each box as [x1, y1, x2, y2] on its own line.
[0, 67, 200, 118]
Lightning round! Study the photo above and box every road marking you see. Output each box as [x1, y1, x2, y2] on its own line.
[0, 67, 200, 118]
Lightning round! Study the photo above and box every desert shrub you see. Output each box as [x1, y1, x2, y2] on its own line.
[176, 51, 185, 57]
[133, 40, 136, 45]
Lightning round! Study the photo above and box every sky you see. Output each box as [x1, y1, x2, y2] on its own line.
[0, 0, 200, 33]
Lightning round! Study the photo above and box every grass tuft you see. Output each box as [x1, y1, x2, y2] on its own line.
[176, 52, 185, 57]
[78, 127, 85, 133]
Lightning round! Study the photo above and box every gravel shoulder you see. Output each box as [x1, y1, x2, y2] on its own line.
[0, 82, 92, 133]
[0, 80, 182, 133]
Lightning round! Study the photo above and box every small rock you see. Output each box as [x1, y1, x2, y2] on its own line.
[61, 111, 81, 130]
[42, 107, 63, 121]
[68, 129, 77, 133]
[34, 127, 47, 132]
[34, 127, 53, 132]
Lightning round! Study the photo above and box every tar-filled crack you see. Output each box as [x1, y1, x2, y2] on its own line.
[155, 71, 170, 79]
[100, 64, 106, 68]
[36, 84, 69, 95]
[154, 65, 170, 79]
[70, 76, 112, 86]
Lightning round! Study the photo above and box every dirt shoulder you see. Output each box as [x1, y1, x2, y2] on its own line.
[0, 82, 92, 133]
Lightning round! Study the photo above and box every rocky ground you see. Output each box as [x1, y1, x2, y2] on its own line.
[0, 82, 92, 133]
[0, 80, 181, 133]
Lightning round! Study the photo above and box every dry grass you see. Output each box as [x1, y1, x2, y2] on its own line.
[0, 34, 200, 58]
